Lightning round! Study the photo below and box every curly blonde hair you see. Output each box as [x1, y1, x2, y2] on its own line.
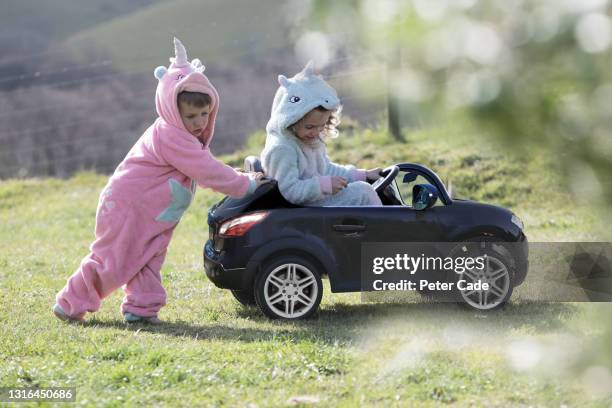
[289, 105, 343, 140]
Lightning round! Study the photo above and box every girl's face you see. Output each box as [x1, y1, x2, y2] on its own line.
[178, 101, 211, 138]
[292, 109, 331, 143]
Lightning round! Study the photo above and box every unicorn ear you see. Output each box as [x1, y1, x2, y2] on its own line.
[154, 66, 167, 80]
[191, 58, 205, 72]
[173, 37, 189, 67]
[278, 75, 290, 88]
[301, 60, 315, 77]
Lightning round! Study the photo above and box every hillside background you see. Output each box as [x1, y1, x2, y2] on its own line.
[2, 1, 612, 404]
[0, 0, 384, 179]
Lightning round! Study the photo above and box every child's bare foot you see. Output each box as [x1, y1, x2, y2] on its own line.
[52, 304, 84, 322]
[123, 313, 163, 325]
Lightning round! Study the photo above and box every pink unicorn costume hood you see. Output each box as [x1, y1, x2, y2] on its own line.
[154, 37, 219, 146]
[103, 37, 253, 204]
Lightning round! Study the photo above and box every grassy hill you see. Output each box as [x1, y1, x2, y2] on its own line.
[1, 123, 610, 406]
[61, 0, 295, 72]
[0, 0, 163, 42]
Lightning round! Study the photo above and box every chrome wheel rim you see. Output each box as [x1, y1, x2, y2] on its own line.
[459, 254, 510, 310]
[264, 263, 318, 318]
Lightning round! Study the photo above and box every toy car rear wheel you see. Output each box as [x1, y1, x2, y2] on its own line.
[449, 240, 515, 311]
[254, 256, 323, 320]
[231, 289, 256, 307]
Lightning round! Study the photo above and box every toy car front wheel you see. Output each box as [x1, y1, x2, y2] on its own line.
[449, 241, 515, 311]
[255, 256, 323, 320]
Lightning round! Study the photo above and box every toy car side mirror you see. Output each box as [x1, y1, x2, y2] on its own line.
[412, 184, 438, 210]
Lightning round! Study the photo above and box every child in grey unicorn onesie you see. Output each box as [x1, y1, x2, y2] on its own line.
[261, 62, 383, 206]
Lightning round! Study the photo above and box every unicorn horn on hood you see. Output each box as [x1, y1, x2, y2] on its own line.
[172, 37, 189, 67]
[300, 60, 316, 77]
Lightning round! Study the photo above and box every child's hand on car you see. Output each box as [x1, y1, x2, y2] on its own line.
[331, 176, 348, 194]
[366, 168, 383, 182]
[252, 173, 272, 188]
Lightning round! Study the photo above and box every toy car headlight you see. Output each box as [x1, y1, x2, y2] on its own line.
[511, 214, 524, 230]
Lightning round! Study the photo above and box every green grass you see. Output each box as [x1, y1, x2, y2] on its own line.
[1, 124, 611, 406]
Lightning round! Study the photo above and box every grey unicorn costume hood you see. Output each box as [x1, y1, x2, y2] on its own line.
[261, 62, 379, 207]
[265, 61, 340, 143]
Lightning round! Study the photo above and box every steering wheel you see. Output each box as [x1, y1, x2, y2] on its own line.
[371, 165, 399, 193]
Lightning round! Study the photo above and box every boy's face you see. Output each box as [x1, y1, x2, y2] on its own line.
[292, 109, 331, 144]
[178, 101, 211, 138]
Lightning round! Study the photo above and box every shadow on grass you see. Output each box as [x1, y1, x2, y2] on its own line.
[82, 300, 577, 345]
[82, 317, 307, 342]
[318, 300, 577, 332]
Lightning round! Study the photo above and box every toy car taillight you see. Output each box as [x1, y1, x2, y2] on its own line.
[219, 211, 269, 237]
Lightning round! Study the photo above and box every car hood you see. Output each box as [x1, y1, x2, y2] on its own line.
[452, 198, 513, 212]
[439, 198, 523, 240]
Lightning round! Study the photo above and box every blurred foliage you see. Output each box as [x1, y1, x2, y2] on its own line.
[307, 0, 612, 395]
[308, 0, 612, 205]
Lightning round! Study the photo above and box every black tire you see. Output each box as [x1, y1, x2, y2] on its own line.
[447, 239, 516, 311]
[254, 255, 323, 320]
[231, 289, 256, 307]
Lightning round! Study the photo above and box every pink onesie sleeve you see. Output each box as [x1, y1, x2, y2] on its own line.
[156, 131, 251, 198]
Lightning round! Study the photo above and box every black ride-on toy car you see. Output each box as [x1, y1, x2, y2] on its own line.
[204, 156, 528, 320]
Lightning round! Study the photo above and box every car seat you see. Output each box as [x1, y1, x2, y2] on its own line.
[244, 156, 264, 173]
[240, 156, 298, 210]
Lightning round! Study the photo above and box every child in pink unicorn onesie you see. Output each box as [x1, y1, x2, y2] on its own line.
[53, 38, 268, 324]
